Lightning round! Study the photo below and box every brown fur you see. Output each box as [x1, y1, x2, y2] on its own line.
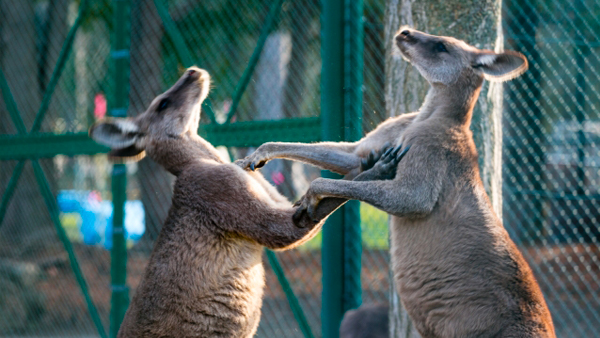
[89, 68, 355, 337]
[340, 303, 389, 338]
[238, 29, 555, 337]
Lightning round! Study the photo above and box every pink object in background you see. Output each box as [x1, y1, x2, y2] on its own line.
[271, 171, 285, 186]
[88, 190, 102, 203]
[94, 93, 107, 119]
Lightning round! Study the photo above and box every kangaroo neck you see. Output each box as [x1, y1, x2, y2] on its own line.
[415, 78, 483, 128]
[148, 133, 223, 176]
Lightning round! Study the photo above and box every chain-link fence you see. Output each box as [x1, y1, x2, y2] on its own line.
[0, 0, 599, 337]
[503, 0, 600, 336]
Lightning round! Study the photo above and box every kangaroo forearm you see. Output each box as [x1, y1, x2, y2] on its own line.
[307, 197, 348, 223]
[260, 215, 325, 250]
[235, 207, 323, 250]
[306, 167, 386, 220]
[267, 218, 326, 250]
[259, 142, 360, 174]
[308, 178, 435, 218]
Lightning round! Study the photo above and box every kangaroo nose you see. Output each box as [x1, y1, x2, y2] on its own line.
[186, 67, 209, 83]
[187, 68, 199, 79]
[395, 28, 414, 44]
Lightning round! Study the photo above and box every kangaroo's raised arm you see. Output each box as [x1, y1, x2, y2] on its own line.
[236, 112, 418, 178]
[236, 141, 360, 175]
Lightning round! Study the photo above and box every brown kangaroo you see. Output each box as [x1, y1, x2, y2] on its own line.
[238, 29, 555, 337]
[89, 67, 399, 337]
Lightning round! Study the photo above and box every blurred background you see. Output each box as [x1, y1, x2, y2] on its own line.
[0, 0, 599, 337]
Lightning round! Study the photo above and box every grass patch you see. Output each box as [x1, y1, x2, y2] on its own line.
[299, 203, 389, 250]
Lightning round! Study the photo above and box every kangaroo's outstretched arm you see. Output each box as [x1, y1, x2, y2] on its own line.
[236, 113, 418, 177]
[237, 206, 327, 250]
[236, 141, 360, 175]
[296, 145, 444, 220]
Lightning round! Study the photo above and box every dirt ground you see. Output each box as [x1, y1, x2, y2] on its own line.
[0, 244, 598, 337]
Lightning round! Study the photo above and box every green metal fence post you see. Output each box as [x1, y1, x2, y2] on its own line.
[110, 0, 131, 336]
[342, 0, 363, 314]
[321, 0, 364, 336]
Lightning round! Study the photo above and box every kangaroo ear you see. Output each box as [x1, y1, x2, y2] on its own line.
[89, 118, 140, 149]
[472, 50, 528, 82]
[108, 145, 146, 163]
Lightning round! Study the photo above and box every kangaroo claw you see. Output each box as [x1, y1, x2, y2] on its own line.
[361, 158, 368, 171]
[391, 143, 403, 158]
[397, 144, 411, 161]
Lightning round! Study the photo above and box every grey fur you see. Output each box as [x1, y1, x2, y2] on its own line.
[340, 303, 389, 338]
[89, 68, 351, 337]
[238, 29, 555, 337]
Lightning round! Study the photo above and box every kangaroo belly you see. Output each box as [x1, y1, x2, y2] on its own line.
[118, 241, 265, 338]
[181, 261, 266, 337]
[389, 215, 552, 338]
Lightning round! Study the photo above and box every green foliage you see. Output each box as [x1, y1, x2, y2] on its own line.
[299, 203, 389, 251]
[360, 202, 389, 249]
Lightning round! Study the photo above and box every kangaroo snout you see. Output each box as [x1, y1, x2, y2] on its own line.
[395, 27, 416, 44]
[186, 66, 210, 84]
[395, 28, 411, 41]
[394, 26, 418, 61]
[185, 66, 210, 102]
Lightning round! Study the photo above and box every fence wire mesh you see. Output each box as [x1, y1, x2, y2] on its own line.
[503, 0, 600, 336]
[0, 0, 599, 337]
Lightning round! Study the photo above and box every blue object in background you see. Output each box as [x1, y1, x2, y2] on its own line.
[57, 190, 145, 249]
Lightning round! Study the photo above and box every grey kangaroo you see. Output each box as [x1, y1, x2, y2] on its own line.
[238, 29, 555, 337]
[89, 67, 400, 337]
[340, 303, 389, 338]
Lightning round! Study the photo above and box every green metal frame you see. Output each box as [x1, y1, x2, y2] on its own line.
[0, 133, 108, 159]
[321, 0, 364, 337]
[109, 0, 131, 336]
[0, 118, 321, 160]
[342, 0, 364, 314]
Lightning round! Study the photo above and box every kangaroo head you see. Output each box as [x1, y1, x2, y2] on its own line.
[89, 67, 210, 161]
[394, 27, 527, 85]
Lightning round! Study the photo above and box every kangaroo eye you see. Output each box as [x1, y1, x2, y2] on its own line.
[435, 42, 448, 53]
[158, 98, 169, 112]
